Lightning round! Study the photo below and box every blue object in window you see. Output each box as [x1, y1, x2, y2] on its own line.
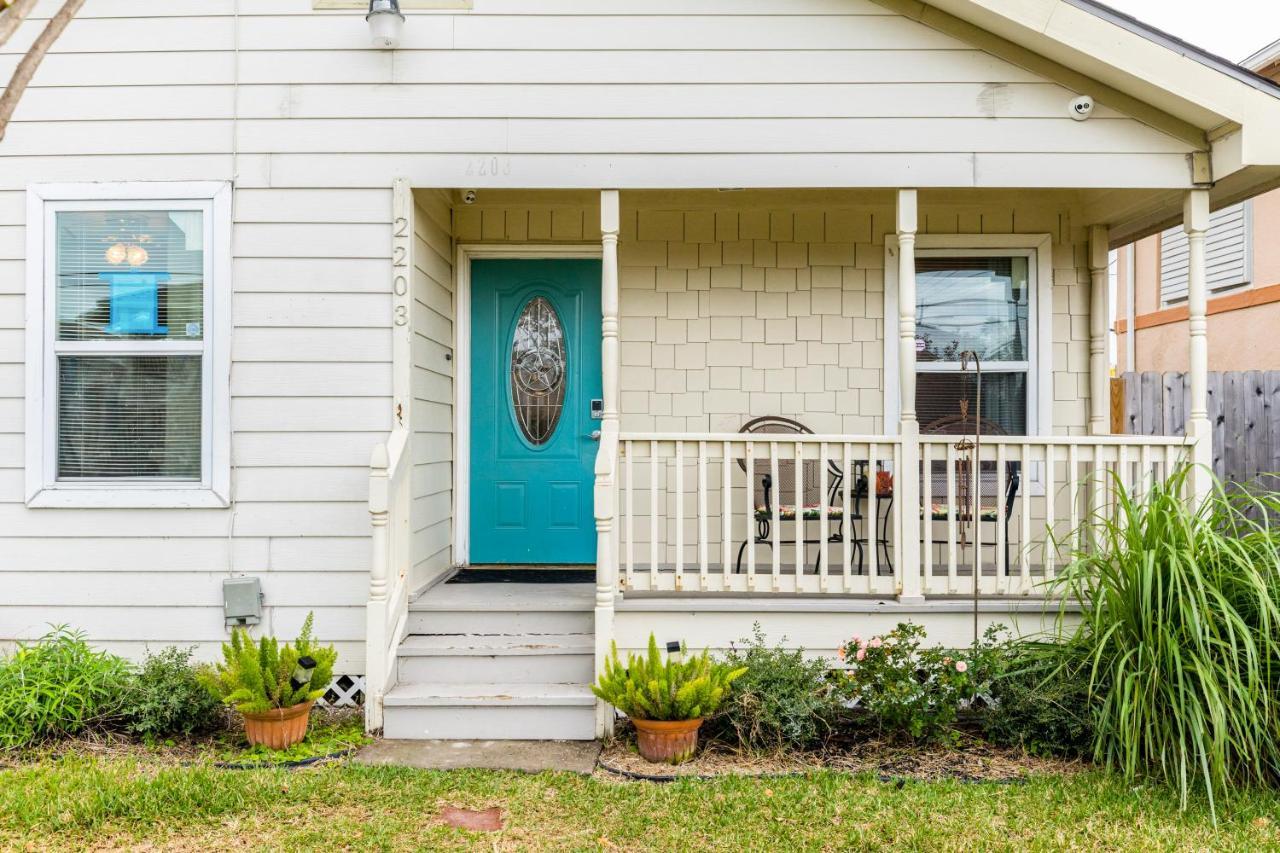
[100, 272, 170, 336]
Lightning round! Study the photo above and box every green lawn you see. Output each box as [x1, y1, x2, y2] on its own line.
[2, 758, 1280, 851]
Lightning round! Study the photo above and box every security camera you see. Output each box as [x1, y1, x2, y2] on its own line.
[462, 189, 477, 205]
[1069, 96, 1095, 121]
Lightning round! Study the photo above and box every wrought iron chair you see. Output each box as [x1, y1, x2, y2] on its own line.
[921, 414, 1021, 572]
[732, 416, 872, 575]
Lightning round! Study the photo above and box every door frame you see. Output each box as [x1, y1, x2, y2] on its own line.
[453, 243, 603, 566]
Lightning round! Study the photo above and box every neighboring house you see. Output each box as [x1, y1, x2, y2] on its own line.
[1114, 39, 1280, 373]
[3, 0, 1280, 741]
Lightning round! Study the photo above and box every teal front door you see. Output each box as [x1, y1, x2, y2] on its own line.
[470, 259, 602, 564]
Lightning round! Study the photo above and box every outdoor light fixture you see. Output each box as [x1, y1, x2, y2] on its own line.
[367, 0, 405, 49]
[290, 656, 318, 692]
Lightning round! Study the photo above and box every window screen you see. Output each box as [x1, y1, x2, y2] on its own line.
[52, 210, 206, 481]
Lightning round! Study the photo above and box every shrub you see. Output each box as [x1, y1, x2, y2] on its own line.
[0, 627, 131, 750]
[199, 613, 337, 714]
[593, 634, 745, 721]
[976, 635, 1094, 758]
[838, 622, 978, 743]
[121, 647, 225, 740]
[1055, 467, 1280, 818]
[715, 624, 842, 752]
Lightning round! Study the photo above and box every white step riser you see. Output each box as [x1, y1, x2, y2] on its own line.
[398, 653, 595, 685]
[407, 610, 593, 635]
[383, 704, 597, 741]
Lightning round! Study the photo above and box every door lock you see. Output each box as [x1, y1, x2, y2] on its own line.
[590, 398, 604, 420]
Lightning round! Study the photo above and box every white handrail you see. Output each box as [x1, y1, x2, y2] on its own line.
[613, 431, 1193, 601]
[364, 426, 411, 732]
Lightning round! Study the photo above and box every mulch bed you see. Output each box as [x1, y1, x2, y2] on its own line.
[596, 723, 1080, 783]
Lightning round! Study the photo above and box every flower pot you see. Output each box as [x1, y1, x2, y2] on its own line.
[631, 717, 703, 764]
[241, 700, 314, 750]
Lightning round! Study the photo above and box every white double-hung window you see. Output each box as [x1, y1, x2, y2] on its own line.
[25, 182, 231, 507]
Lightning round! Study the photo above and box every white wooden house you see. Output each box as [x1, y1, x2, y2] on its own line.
[4, 0, 1280, 740]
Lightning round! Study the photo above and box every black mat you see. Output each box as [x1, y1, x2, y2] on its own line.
[447, 568, 595, 584]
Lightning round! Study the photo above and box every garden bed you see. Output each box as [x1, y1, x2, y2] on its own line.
[597, 724, 1077, 783]
[0, 707, 369, 772]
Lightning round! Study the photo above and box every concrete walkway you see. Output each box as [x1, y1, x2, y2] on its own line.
[354, 739, 602, 775]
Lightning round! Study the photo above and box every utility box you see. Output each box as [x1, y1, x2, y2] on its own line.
[222, 577, 263, 627]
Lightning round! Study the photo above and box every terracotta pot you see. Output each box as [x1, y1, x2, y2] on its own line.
[241, 700, 314, 750]
[631, 717, 703, 764]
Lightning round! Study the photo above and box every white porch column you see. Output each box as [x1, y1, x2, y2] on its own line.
[593, 189, 621, 736]
[1184, 189, 1213, 503]
[1088, 225, 1111, 435]
[896, 190, 924, 603]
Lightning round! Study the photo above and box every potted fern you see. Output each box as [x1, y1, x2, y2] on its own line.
[199, 613, 337, 750]
[593, 634, 745, 764]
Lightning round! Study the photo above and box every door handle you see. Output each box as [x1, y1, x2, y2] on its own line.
[589, 430, 602, 441]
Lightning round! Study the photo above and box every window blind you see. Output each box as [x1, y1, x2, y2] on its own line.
[1159, 202, 1250, 305]
[52, 209, 206, 483]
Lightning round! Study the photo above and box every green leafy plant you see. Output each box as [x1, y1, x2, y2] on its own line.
[121, 647, 225, 740]
[974, 630, 1094, 758]
[1053, 466, 1280, 819]
[199, 614, 337, 715]
[714, 623, 842, 752]
[0, 627, 131, 750]
[838, 622, 979, 743]
[593, 634, 745, 721]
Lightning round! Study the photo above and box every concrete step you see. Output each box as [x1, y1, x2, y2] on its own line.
[407, 609, 592, 635]
[407, 583, 595, 635]
[382, 682, 597, 741]
[396, 633, 595, 684]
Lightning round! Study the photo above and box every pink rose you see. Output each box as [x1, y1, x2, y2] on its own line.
[851, 635, 861, 647]
[855, 648, 866, 661]
[954, 661, 968, 673]
[869, 637, 883, 649]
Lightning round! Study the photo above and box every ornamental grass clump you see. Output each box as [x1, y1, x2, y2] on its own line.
[1054, 466, 1280, 819]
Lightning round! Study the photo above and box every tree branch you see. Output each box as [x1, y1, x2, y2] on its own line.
[0, 0, 39, 52]
[0, 0, 82, 141]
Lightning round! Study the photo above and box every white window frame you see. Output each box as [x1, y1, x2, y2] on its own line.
[25, 182, 232, 508]
[884, 234, 1053, 442]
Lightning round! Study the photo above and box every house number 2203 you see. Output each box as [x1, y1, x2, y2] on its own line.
[393, 213, 410, 327]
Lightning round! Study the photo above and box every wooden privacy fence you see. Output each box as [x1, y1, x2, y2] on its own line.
[1112, 370, 1280, 491]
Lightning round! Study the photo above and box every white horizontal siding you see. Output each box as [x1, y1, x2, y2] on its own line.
[0, 0, 1195, 669]
[411, 191, 454, 591]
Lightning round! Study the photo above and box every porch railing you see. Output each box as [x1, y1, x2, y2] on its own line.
[615, 431, 1193, 599]
[364, 426, 412, 730]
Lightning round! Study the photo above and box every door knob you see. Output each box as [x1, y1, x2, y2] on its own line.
[589, 430, 602, 441]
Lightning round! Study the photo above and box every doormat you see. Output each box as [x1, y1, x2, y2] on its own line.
[447, 568, 594, 584]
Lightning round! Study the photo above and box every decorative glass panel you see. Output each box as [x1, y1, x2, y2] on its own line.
[510, 296, 567, 445]
[55, 210, 204, 341]
[915, 256, 1028, 363]
[57, 355, 203, 480]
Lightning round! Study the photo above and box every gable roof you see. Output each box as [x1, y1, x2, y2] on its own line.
[893, 0, 1280, 167]
[1071, 1, 1280, 98]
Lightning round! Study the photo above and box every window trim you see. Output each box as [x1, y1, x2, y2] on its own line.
[25, 182, 232, 508]
[883, 234, 1053, 441]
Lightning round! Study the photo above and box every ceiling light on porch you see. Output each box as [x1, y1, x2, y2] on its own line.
[367, 0, 405, 49]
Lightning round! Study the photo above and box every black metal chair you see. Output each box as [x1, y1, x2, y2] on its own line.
[732, 416, 874, 575]
[921, 414, 1021, 573]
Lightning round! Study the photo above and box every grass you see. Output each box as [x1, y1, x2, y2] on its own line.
[1, 757, 1279, 851]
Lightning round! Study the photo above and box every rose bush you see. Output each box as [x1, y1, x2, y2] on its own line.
[838, 622, 982, 743]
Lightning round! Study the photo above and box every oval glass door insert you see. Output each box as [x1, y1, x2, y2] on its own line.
[510, 296, 567, 445]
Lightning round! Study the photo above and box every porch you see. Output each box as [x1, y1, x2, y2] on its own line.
[363, 184, 1215, 736]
